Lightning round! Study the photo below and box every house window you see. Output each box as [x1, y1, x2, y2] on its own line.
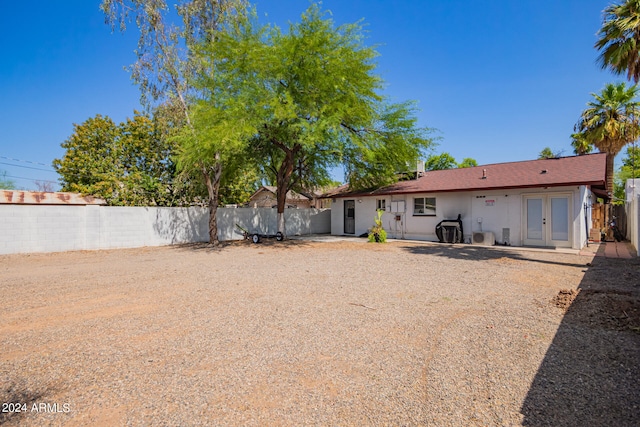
[413, 197, 436, 216]
[376, 199, 386, 211]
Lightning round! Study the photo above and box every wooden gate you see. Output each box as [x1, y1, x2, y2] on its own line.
[613, 204, 627, 238]
[592, 203, 606, 231]
[591, 203, 628, 240]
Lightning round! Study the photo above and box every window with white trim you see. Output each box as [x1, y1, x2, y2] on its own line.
[413, 197, 436, 215]
[376, 199, 386, 211]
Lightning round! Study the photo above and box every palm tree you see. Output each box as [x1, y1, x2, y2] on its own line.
[575, 82, 640, 199]
[570, 132, 593, 155]
[596, 0, 640, 83]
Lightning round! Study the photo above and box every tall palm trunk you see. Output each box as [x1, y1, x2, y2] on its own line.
[605, 152, 615, 202]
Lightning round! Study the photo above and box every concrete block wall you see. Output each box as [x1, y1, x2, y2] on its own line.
[98, 207, 210, 249]
[0, 206, 330, 255]
[626, 180, 640, 256]
[0, 205, 87, 254]
[309, 209, 331, 234]
[629, 195, 640, 256]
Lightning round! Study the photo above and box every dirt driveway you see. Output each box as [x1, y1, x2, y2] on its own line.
[1, 240, 638, 426]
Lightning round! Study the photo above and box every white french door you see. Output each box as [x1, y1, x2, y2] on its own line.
[523, 194, 572, 247]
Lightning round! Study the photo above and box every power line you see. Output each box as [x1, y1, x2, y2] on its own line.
[0, 156, 50, 167]
[0, 161, 55, 173]
[3, 174, 58, 184]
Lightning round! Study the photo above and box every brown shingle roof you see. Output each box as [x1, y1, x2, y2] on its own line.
[334, 153, 607, 198]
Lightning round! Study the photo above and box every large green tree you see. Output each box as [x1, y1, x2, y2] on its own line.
[596, 0, 640, 83]
[53, 113, 185, 206]
[101, 0, 247, 245]
[54, 115, 119, 200]
[575, 82, 640, 199]
[195, 4, 433, 237]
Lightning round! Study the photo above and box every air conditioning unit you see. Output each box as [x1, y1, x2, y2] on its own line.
[472, 231, 495, 246]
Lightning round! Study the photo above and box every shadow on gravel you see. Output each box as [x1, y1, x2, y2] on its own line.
[399, 244, 587, 268]
[520, 253, 640, 426]
[171, 238, 312, 252]
[0, 382, 51, 425]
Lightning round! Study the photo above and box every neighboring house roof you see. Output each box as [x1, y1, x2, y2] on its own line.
[0, 190, 106, 205]
[252, 186, 311, 201]
[320, 184, 350, 198]
[332, 153, 607, 198]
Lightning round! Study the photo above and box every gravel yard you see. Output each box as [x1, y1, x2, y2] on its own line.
[1, 239, 638, 426]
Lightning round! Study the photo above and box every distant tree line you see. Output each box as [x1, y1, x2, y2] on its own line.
[422, 153, 477, 171]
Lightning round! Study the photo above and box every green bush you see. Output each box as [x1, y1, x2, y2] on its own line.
[368, 210, 387, 243]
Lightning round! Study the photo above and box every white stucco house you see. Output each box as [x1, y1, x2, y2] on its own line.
[328, 154, 607, 250]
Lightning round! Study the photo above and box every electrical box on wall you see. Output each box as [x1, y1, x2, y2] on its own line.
[390, 201, 405, 213]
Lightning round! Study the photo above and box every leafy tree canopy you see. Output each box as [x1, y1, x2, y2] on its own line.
[53, 111, 210, 206]
[193, 4, 434, 235]
[101, 0, 248, 244]
[614, 144, 640, 202]
[425, 153, 457, 170]
[458, 157, 478, 168]
[424, 153, 478, 170]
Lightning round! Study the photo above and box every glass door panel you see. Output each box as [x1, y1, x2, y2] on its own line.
[526, 198, 543, 241]
[550, 197, 569, 242]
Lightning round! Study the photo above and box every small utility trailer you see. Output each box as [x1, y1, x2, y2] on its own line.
[235, 224, 284, 244]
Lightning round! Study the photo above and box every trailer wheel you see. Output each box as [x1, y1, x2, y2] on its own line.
[252, 234, 260, 244]
[276, 232, 284, 241]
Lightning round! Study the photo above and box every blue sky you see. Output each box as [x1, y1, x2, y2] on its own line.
[0, 0, 619, 190]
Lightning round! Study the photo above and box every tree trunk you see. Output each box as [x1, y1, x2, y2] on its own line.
[274, 143, 301, 239]
[605, 152, 615, 203]
[202, 155, 222, 246]
[277, 212, 286, 238]
[275, 153, 293, 239]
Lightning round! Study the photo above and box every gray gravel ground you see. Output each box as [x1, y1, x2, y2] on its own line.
[1, 239, 638, 426]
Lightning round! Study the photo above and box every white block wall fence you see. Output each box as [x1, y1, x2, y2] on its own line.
[0, 206, 331, 255]
[629, 194, 640, 256]
[626, 179, 640, 256]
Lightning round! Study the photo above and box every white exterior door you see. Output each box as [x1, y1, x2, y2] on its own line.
[344, 200, 355, 234]
[523, 194, 572, 247]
